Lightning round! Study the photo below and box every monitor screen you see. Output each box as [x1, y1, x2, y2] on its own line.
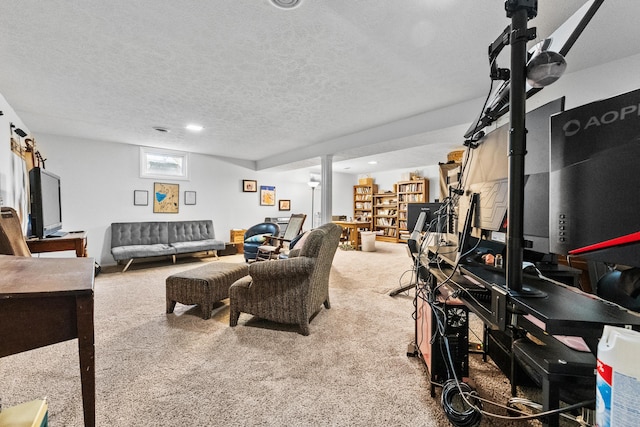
[549, 88, 640, 267]
[29, 167, 62, 238]
[407, 202, 445, 233]
[457, 97, 565, 257]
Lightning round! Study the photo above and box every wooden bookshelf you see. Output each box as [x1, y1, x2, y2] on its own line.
[397, 178, 429, 241]
[373, 191, 398, 242]
[353, 183, 377, 225]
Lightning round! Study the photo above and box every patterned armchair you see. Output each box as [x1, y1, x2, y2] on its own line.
[229, 222, 342, 335]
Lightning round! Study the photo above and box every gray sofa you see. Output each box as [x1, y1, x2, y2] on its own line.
[111, 220, 225, 272]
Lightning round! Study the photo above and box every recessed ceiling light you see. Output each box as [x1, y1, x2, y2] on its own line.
[368, 161, 378, 165]
[153, 126, 170, 133]
[185, 124, 203, 132]
[270, 0, 302, 9]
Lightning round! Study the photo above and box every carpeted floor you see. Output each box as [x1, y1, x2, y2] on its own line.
[1, 242, 553, 426]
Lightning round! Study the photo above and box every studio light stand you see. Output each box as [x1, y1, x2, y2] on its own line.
[504, 0, 545, 297]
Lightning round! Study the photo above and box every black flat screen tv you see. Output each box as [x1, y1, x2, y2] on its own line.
[29, 167, 63, 238]
[549, 88, 640, 267]
[458, 97, 565, 261]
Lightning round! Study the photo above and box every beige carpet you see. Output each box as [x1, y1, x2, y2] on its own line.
[1, 242, 548, 426]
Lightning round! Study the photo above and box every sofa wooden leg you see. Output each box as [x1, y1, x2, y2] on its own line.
[324, 298, 331, 309]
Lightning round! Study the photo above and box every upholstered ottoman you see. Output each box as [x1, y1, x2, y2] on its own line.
[166, 262, 249, 319]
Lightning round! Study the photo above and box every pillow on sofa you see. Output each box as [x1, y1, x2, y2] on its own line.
[245, 233, 272, 243]
[290, 230, 311, 249]
[289, 231, 307, 249]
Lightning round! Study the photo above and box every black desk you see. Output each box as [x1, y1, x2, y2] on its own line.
[460, 263, 640, 349]
[509, 276, 640, 338]
[428, 260, 640, 427]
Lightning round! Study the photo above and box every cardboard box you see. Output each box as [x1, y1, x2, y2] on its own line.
[358, 177, 374, 185]
[447, 150, 465, 163]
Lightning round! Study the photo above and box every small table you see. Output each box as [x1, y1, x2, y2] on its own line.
[332, 221, 371, 250]
[0, 255, 95, 426]
[27, 231, 88, 257]
[230, 229, 246, 254]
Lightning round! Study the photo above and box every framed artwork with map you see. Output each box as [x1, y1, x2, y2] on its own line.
[153, 182, 179, 213]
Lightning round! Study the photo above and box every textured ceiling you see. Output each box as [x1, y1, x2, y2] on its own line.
[1, 0, 638, 175]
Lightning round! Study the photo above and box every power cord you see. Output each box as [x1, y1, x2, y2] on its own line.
[441, 379, 483, 427]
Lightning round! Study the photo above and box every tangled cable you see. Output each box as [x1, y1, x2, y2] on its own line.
[441, 380, 483, 427]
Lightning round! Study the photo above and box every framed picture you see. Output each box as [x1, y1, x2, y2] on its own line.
[260, 185, 276, 206]
[134, 190, 148, 206]
[184, 191, 196, 205]
[140, 147, 190, 180]
[243, 179, 257, 192]
[279, 199, 290, 211]
[153, 182, 179, 213]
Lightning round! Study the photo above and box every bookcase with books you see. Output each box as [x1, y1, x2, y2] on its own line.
[373, 191, 398, 242]
[353, 183, 378, 225]
[397, 178, 429, 241]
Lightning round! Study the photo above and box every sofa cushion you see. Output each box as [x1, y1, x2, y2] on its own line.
[245, 233, 272, 243]
[290, 230, 310, 249]
[111, 222, 169, 247]
[171, 239, 225, 254]
[111, 244, 176, 261]
[168, 220, 217, 244]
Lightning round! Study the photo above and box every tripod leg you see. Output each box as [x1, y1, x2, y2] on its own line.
[389, 283, 415, 296]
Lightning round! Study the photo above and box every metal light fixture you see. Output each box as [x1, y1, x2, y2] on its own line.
[526, 39, 567, 88]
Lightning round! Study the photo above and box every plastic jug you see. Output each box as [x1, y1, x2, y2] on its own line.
[596, 325, 640, 426]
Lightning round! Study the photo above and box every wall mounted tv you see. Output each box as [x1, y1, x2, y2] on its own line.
[549, 88, 640, 267]
[29, 167, 63, 238]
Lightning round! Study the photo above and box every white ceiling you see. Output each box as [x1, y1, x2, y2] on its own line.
[1, 0, 639, 175]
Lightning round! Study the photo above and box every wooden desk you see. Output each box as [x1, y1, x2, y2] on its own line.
[0, 255, 95, 427]
[332, 221, 371, 250]
[27, 231, 88, 257]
